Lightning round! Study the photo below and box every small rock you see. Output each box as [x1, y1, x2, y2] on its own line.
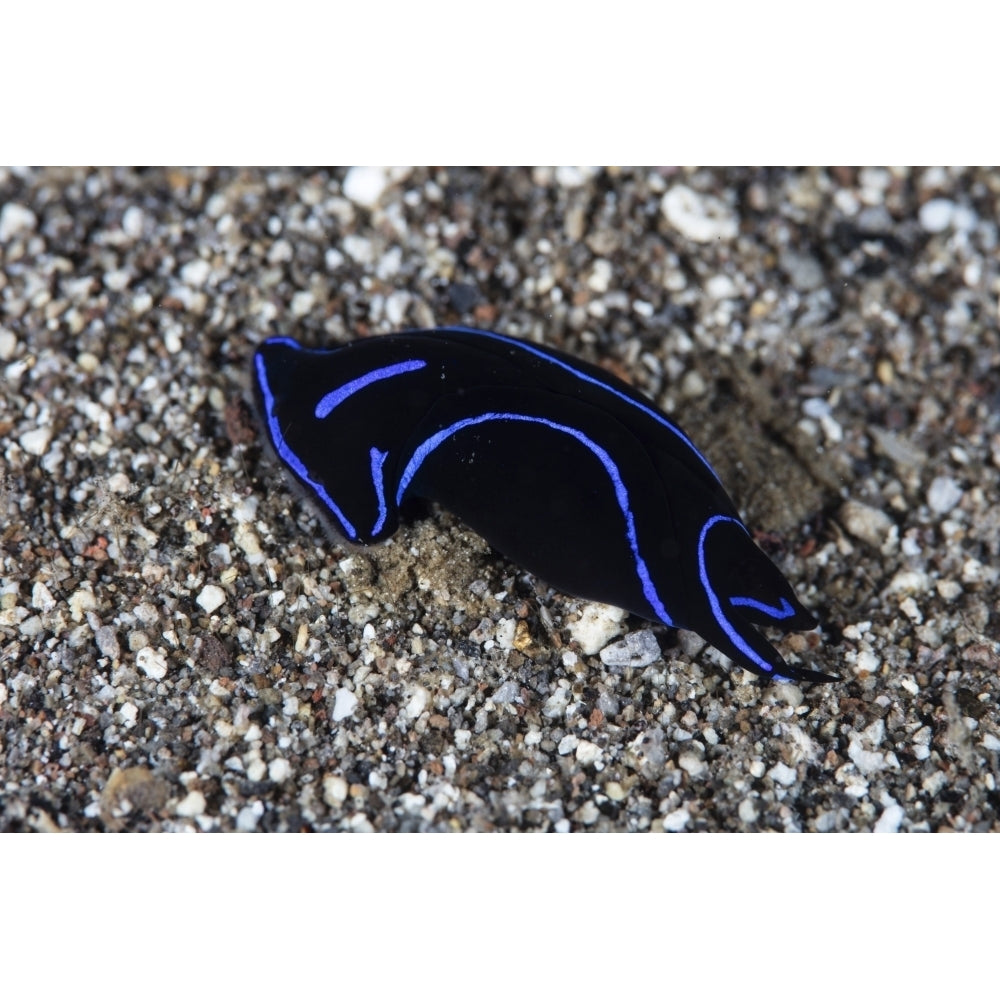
[31, 582, 56, 612]
[19, 426, 52, 456]
[839, 499, 894, 548]
[196, 584, 226, 614]
[122, 206, 145, 238]
[175, 790, 206, 818]
[768, 762, 798, 787]
[180, 258, 211, 287]
[600, 629, 661, 669]
[0, 203, 37, 241]
[0, 328, 17, 360]
[236, 801, 264, 831]
[661, 184, 738, 243]
[661, 807, 690, 832]
[332, 688, 359, 722]
[919, 198, 954, 233]
[874, 796, 905, 833]
[95, 625, 120, 660]
[136, 646, 168, 680]
[68, 585, 97, 622]
[568, 602, 627, 655]
[678, 752, 706, 778]
[927, 476, 963, 514]
[342, 166, 391, 208]
[268, 758, 292, 783]
[323, 774, 348, 806]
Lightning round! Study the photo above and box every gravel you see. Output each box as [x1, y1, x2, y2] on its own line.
[2, 166, 999, 831]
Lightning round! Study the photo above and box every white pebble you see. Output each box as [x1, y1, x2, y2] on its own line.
[236, 801, 264, 831]
[19, 426, 52, 456]
[554, 166, 595, 188]
[268, 758, 292, 783]
[705, 274, 737, 299]
[68, 585, 97, 622]
[678, 752, 706, 778]
[927, 476, 962, 514]
[180, 258, 211, 287]
[491, 680, 521, 705]
[103, 269, 131, 292]
[661, 184, 738, 243]
[919, 198, 954, 233]
[874, 796, 904, 833]
[31, 582, 56, 612]
[0, 328, 17, 360]
[575, 740, 602, 766]
[332, 688, 358, 722]
[885, 568, 931, 595]
[587, 258, 613, 293]
[175, 790, 206, 817]
[290, 290, 314, 317]
[385, 290, 410, 325]
[404, 685, 429, 720]
[768, 762, 797, 787]
[558, 734, 579, 755]
[568, 603, 627, 655]
[848, 737, 884, 775]
[542, 686, 571, 719]
[342, 233, 374, 265]
[323, 774, 348, 806]
[840, 499, 893, 548]
[0, 203, 37, 241]
[245, 759, 266, 782]
[122, 206, 145, 238]
[196, 584, 226, 613]
[599, 630, 661, 668]
[854, 649, 880, 675]
[136, 646, 168, 680]
[661, 807, 690, 832]
[342, 166, 391, 208]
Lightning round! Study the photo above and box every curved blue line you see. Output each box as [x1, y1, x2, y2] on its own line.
[254, 352, 358, 540]
[315, 359, 427, 419]
[729, 595, 795, 620]
[370, 447, 389, 536]
[395, 411, 675, 627]
[436, 326, 721, 484]
[697, 514, 788, 678]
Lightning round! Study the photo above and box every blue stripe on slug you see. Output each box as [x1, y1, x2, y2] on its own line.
[395, 410, 676, 627]
[729, 595, 796, 620]
[438, 326, 722, 484]
[254, 351, 359, 540]
[315, 359, 427, 419]
[370, 447, 390, 536]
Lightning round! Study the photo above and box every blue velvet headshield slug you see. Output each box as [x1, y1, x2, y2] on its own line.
[253, 326, 832, 683]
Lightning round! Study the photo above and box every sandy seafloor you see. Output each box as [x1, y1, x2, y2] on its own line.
[1, 165, 998, 832]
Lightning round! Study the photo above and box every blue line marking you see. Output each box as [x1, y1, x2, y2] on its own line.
[697, 514, 789, 678]
[315, 359, 427, 419]
[729, 595, 796, 620]
[437, 326, 721, 484]
[254, 352, 359, 540]
[370, 447, 389, 536]
[395, 411, 675, 627]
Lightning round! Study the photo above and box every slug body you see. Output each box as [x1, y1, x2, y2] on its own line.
[253, 326, 830, 682]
